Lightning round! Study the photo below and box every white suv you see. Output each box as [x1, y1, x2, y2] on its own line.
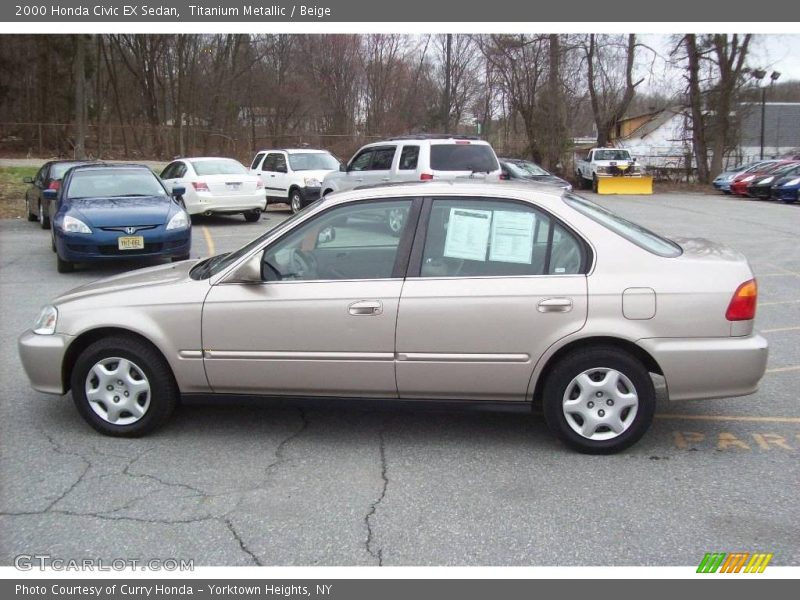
[250, 149, 341, 213]
[320, 135, 502, 197]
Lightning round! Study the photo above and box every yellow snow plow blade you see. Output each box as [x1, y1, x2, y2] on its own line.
[597, 176, 653, 195]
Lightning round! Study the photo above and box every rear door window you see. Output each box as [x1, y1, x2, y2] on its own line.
[430, 144, 498, 172]
[399, 146, 420, 170]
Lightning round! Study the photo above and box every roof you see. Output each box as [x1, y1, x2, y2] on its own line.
[739, 103, 800, 148]
[68, 163, 151, 171]
[254, 148, 330, 154]
[620, 106, 687, 141]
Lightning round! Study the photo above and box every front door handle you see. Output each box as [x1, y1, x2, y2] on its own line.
[349, 300, 383, 316]
[537, 297, 573, 313]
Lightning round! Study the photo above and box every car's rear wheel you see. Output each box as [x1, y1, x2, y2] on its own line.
[71, 336, 178, 437]
[56, 254, 74, 273]
[26, 196, 37, 222]
[290, 189, 303, 214]
[38, 200, 51, 229]
[542, 347, 655, 454]
[243, 209, 261, 222]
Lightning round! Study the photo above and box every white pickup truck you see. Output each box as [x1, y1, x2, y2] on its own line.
[576, 148, 642, 192]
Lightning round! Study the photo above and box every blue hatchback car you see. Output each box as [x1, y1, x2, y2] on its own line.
[47, 164, 192, 273]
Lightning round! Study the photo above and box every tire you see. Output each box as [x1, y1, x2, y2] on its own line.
[592, 174, 599, 193]
[385, 207, 406, 237]
[289, 189, 304, 214]
[56, 254, 74, 273]
[71, 336, 178, 437]
[50, 231, 56, 253]
[542, 346, 655, 454]
[26, 196, 37, 222]
[243, 209, 261, 222]
[38, 200, 51, 230]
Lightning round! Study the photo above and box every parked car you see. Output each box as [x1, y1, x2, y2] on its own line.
[729, 161, 793, 196]
[19, 181, 768, 454]
[746, 162, 800, 199]
[47, 163, 191, 273]
[772, 171, 800, 203]
[24, 160, 98, 229]
[160, 157, 265, 222]
[499, 158, 572, 190]
[320, 135, 502, 197]
[249, 148, 341, 214]
[575, 148, 644, 192]
[712, 160, 776, 194]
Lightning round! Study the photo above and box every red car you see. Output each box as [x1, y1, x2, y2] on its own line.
[730, 161, 793, 196]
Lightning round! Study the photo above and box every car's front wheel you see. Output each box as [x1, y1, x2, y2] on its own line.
[71, 336, 178, 437]
[290, 189, 304, 214]
[542, 346, 655, 454]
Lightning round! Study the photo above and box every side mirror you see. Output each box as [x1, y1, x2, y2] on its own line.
[43, 189, 58, 200]
[172, 185, 186, 197]
[339, 163, 347, 172]
[23, 176, 34, 184]
[317, 226, 336, 246]
[226, 254, 262, 283]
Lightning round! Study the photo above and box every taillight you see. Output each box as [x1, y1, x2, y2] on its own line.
[420, 173, 434, 181]
[192, 181, 209, 192]
[499, 172, 509, 180]
[48, 180, 60, 190]
[726, 279, 757, 321]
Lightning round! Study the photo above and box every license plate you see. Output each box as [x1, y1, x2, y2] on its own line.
[226, 182, 242, 190]
[117, 236, 144, 250]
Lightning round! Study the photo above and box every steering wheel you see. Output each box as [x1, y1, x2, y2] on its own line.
[288, 249, 318, 279]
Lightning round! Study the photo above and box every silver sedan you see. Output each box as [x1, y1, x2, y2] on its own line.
[18, 181, 768, 453]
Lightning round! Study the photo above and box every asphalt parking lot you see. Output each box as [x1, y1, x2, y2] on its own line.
[1, 192, 798, 567]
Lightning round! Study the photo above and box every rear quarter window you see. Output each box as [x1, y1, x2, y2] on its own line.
[430, 144, 498, 172]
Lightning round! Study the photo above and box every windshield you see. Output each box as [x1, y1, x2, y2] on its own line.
[191, 159, 247, 176]
[506, 161, 550, 178]
[564, 193, 682, 257]
[288, 152, 340, 171]
[67, 169, 167, 199]
[593, 150, 631, 161]
[190, 199, 323, 280]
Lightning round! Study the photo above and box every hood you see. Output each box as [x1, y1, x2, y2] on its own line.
[69, 195, 173, 227]
[672, 237, 748, 264]
[55, 260, 200, 305]
[295, 169, 337, 183]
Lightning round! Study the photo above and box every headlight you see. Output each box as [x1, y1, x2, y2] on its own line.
[783, 177, 800, 186]
[166, 211, 190, 230]
[33, 305, 58, 335]
[756, 176, 774, 185]
[62, 215, 91, 234]
[304, 177, 321, 187]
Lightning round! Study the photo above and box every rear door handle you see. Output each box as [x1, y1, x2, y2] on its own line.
[537, 297, 573, 313]
[348, 300, 383, 316]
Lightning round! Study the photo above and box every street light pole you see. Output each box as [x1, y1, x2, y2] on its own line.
[760, 86, 766, 160]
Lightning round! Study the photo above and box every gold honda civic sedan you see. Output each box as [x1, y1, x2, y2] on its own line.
[18, 181, 768, 453]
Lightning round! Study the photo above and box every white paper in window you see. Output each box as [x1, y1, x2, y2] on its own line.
[489, 210, 535, 264]
[443, 208, 492, 262]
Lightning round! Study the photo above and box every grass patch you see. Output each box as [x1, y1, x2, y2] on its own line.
[0, 166, 39, 219]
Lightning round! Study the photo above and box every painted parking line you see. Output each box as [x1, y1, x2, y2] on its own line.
[766, 365, 800, 374]
[762, 326, 800, 333]
[759, 299, 800, 306]
[656, 413, 800, 424]
[201, 225, 216, 256]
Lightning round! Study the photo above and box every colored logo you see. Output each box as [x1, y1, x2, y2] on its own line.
[697, 552, 773, 573]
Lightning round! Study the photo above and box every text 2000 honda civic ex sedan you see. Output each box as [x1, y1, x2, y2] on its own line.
[18, 182, 768, 453]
